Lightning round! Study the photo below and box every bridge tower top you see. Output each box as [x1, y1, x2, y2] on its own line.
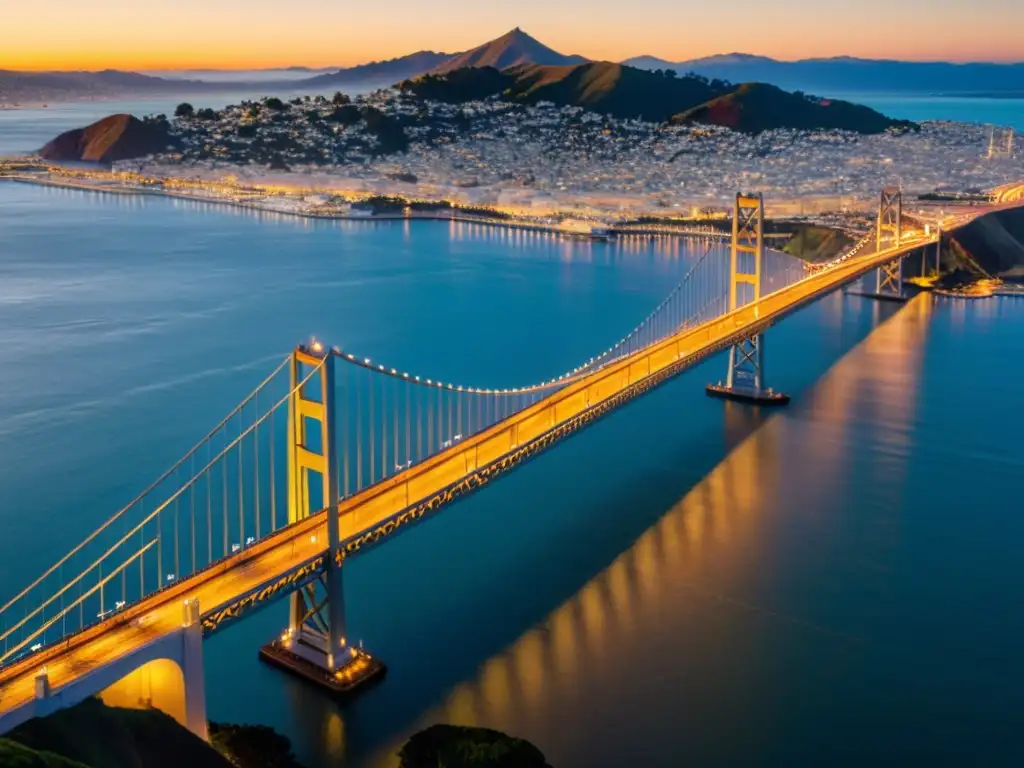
[729, 193, 764, 311]
[877, 186, 902, 253]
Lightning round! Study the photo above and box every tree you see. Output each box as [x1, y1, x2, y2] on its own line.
[174, 102, 194, 118]
[196, 107, 218, 120]
[332, 91, 351, 106]
[263, 97, 287, 111]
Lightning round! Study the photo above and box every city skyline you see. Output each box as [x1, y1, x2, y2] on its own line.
[4, 0, 1024, 71]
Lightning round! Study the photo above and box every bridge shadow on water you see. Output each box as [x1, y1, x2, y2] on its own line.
[203, 291, 909, 767]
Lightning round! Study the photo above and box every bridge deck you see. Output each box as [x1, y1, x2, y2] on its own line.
[0, 234, 933, 722]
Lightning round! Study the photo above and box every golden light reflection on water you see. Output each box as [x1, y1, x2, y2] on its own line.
[365, 294, 934, 768]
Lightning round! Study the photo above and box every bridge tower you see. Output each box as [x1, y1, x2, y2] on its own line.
[871, 186, 907, 301]
[706, 193, 790, 407]
[259, 344, 383, 694]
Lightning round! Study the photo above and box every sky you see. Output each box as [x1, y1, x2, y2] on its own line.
[5, 0, 1024, 71]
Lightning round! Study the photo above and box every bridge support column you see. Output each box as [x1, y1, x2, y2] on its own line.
[259, 343, 384, 696]
[181, 599, 209, 742]
[707, 193, 790, 406]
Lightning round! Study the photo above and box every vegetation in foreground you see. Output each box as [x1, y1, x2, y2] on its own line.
[398, 724, 553, 768]
[2, 698, 554, 768]
[2, 699, 306, 768]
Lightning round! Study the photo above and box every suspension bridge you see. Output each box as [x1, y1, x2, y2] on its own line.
[0, 189, 961, 739]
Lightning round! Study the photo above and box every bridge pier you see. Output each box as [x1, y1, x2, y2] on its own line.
[706, 193, 790, 406]
[259, 344, 384, 696]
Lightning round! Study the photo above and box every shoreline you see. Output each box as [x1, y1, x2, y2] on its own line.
[0, 171, 742, 241]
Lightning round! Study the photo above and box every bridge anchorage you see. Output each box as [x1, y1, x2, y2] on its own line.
[706, 193, 791, 406]
[258, 344, 385, 695]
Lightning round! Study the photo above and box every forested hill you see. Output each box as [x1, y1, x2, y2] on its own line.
[398, 62, 918, 134]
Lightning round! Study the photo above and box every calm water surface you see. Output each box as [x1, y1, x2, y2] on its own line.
[1, 183, 1023, 766]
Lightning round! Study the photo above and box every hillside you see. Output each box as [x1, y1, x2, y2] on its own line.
[301, 51, 452, 87]
[399, 64, 912, 132]
[946, 206, 1024, 280]
[401, 63, 724, 121]
[622, 54, 1024, 96]
[431, 28, 586, 74]
[6, 698, 228, 768]
[670, 82, 917, 134]
[39, 114, 178, 163]
[0, 739, 91, 767]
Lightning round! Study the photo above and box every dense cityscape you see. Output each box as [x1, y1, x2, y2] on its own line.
[114, 89, 1024, 218]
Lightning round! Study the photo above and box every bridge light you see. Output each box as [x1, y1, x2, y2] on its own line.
[312, 341, 323, 353]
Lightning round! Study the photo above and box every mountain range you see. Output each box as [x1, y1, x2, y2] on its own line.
[5, 27, 1023, 105]
[623, 53, 1024, 96]
[308, 29, 1024, 96]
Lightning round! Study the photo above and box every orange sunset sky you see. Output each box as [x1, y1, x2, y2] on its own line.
[3, 0, 1022, 71]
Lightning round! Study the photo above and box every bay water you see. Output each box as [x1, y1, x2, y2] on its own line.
[1, 182, 1023, 765]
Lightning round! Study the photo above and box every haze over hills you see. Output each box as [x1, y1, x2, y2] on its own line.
[0, 68, 208, 103]
[623, 54, 1024, 95]
[301, 51, 452, 87]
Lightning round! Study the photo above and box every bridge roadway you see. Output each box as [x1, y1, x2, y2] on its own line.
[0, 230, 937, 720]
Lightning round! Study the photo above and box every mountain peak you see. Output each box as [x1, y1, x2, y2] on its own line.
[432, 28, 586, 75]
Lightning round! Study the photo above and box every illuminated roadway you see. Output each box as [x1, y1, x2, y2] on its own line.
[0, 226, 953, 722]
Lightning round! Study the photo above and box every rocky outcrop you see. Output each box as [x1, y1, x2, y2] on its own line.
[39, 114, 177, 164]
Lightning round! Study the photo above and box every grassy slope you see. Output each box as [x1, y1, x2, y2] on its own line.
[782, 224, 856, 264]
[671, 82, 916, 134]
[946, 206, 1024, 279]
[7, 698, 229, 768]
[0, 739, 92, 768]
[506, 62, 720, 121]
[399, 64, 910, 131]
[400, 63, 722, 121]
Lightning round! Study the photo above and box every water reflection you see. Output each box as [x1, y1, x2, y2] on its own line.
[363, 295, 933, 768]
